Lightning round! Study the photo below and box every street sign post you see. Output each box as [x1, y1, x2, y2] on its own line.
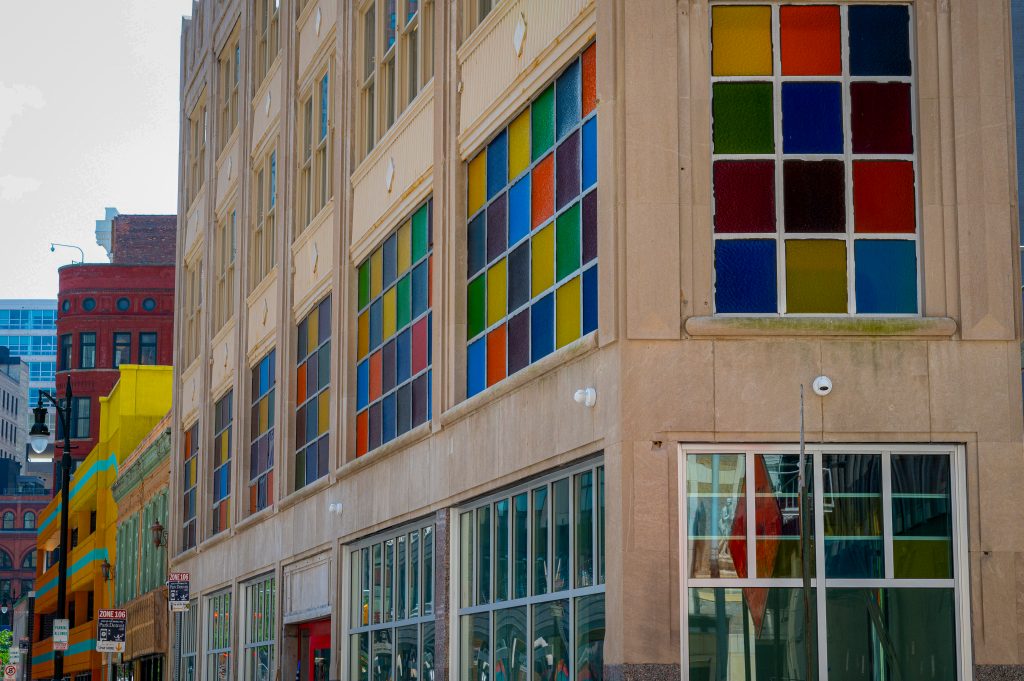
[3, 662, 16, 681]
[96, 609, 127, 653]
[52, 618, 69, 651]
[168, 572, 190, 612]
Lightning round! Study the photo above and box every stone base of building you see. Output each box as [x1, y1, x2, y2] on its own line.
[606, 664, 682, 681]
[977, 665, 1024, 681]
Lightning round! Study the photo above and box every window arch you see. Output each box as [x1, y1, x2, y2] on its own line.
[2, 512, 14, 529]
[21, 551, 35, 569]
[23, 511, 35, 529]
[0, 551, 13, 569]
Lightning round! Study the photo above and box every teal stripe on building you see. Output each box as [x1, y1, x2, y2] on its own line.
[33, 638, 97, 665]
[70, 453, 118, 498]
[36, 548, 110, 598]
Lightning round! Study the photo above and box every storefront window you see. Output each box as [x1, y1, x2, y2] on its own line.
[206, 591, 233, 681]
[244, 574, 276, 681]
[682, 446, 963, 681]
[457, 458, 605, 681]
[348, 521, 435, 681]
[175, 601, 198, 681]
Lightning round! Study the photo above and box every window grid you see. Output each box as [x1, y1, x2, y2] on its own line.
[214, 210, 236, 331]
[255, 0, 280, 89]
[348, 521, 436, 681]
[211, 391, 233, 536]
[181, 423, 198, 551]
[244, 574, 276, 681]
[0, 335, 56, 357]
[249, 349, 276, 514]
[218, 32, 240, 154]
[79, 332, 96, 369]
[206, 590, 233, 681]
[295, 295, 331, 490]
[139, 332, 158, 365]
[70, 397, 90, 439]
[680, 444, 966, 681]
[465, 44, 598, 398]
[710, 3, 920, 315]
[176, 601, 199, 681]
[183, 258, 203, 366]
[187, 102, 207, 208]
[59, 335, 71, 371]
[457, 459, 605, 681]
[355, 198, 433, 456]
[0, 309, 57, 330]
[251, 149, 278, 289]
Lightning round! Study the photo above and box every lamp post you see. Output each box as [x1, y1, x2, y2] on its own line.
[29, 375, 74, 681]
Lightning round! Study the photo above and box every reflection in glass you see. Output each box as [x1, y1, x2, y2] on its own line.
[597, 467, 605, 584]
[351, 633, 369, 681]
[686, 454, 747, 578]
[891, 455, 952, 579]
[397, 534, 407, 620]
[575, 471, 595, 588]
[374, 543, 384, 623]
[478, 505, 492, 604]
[533, 600, 570, 681]
[495, 607, 528, 681]
[553, 478, 571, 592]
[385, 538, 396, 621]
[410, 530, 421, 617]
[687, 587, 816, 681]
[424, 526, 435, 614]
[461, 512, 474, 607]
[396, 625, 419, 681]
[496, 499, 510, 602]
[423, 622, 436, 681]
[534, 487, 550, 595]
[826, 588, 956, 681]
[576, 594, 605, 681]
[373, 629, 394, 681]
[757, 454, 813, 578]
[513, 493, 529, 598]
[461, 612, 490, 681]
[823, 454, 883, 578]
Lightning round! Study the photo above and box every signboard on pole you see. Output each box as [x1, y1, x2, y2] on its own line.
[168, 572, 190, 612]
[52, 618, 69, 651]
[3, 663, 16, 681]
[9, 649, 19, 665]
[96, 609, 127, 653]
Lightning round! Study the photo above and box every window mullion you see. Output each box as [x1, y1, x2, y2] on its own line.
[882, 449, 894, 579]
[812, 448, 828, 681]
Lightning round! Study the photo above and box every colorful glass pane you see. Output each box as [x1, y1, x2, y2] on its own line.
[296, 295, 331, 486]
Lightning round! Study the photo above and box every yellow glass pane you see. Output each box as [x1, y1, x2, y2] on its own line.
[785, 240, 847, 313]
[307, 308, 319, 355]
[259, 396, 269, 433]
[382, 287, 397, 339]
[508, 108, 531, 179]
[397, 220, 412, 273]
[556, 276, 581, 349]
[318, 389, 330, 436]
[711, 6, 773, 76]
[220, 431, 230, 464]
[357, 310, 369, 359]
[487, 258, 507, 326]
[468, 151, 487, 215]
[532, 223, 555, 297]
[371, 248, 383, 297]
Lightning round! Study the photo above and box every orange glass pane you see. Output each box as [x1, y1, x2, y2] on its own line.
[369, 351, 382, 401]
[582, 43, 597, 116]
[486, 325, 506, 387]
[249, 484, 258, 514]
[780, 5, 841, 76]
[296, 362, 307, 403]
[532, 154, 555, 229]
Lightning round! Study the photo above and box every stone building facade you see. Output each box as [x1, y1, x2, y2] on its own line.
[169, 1, 1024, 681]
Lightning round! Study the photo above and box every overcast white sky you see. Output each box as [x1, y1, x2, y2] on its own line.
[0, 1, 194, 299]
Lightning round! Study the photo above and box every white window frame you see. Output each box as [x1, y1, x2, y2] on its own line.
[451, 457, 606, 681]
[250, 147, 277, 289]
[217, 28, 240, 154]
[676, 443, 973, 681]
[205, 589, 234, 681]
[709, 2, 922, 317]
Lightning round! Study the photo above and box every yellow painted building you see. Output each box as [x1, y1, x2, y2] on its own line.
[32, 365, 172, 681]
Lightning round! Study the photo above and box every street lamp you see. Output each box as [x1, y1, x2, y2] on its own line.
[28, 375, 74, 681]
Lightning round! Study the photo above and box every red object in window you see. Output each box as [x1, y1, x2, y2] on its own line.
[368, 351, 382, 401]
[486, 325, 507, 386]
[582, 43, 597, 116]
[713, 160, 776, 233]
[853, 161, 916, 233]
[411, 317, 428, 375]
[356, 411, 369, 457]
[531, 154, 555, 229]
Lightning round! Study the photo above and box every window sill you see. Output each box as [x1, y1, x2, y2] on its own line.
[440, 331, 599, 428]
[350, 81, 435, 187]
[234, 503, 275, 533]
[277, 474, 331, 512]
[683, 316, 957, 338]
[337, 422, 432, 480]
[197, 528, 232, 553]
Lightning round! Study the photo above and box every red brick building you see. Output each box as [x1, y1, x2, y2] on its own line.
[0, 457, 48, 601]
[55, 214, 176, 470]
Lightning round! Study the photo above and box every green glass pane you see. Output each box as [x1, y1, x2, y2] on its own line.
[532, 85, 555, 161]
[576, 595, 605, 681]
[555, 202, 581, 281]
[512, 493, 529, 599]
[495, 607, 527, 681]
[396, 275, 411, 329]
[712, 82, 774, 154]
[552, 477, 570, 592]
[460, 512, 474, 608]
[358, 261, 370, 310]
[892, 454, 952, 579]
[756, 454, 814, 579]
[468, 275, 486, 339]
[412, 204, 429, 261]
[686, 454, 746, 579]
[688, 587, 817, 681]
[825, 589, 956, 681]
[785, 239, 848, 314]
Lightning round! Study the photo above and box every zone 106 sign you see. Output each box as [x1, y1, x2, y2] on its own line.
[168, 572, 190, 612]
[96, 609, 127, 653]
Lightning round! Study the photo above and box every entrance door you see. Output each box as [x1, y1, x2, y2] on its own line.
[297, 619, 331, 681]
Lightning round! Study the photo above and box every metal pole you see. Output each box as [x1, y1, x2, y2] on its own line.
[798, 386, 813, 681]
[52, 375, 73, 681]
[25, 592, 34, 681]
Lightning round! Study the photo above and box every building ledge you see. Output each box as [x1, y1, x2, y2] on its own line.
[684, 316, 958, 338]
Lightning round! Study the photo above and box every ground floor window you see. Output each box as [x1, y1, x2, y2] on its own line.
[244, 573, 276, 681]
[680, 444, 967, 681]
[206, 590, 233, 681]
[457, 457, 605, 681]
[347, 519, 436, 681]
[176, 601, 198, 681]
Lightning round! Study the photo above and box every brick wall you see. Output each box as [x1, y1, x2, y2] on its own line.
[110, 215, 177, 266]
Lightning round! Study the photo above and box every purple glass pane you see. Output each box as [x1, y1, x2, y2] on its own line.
[556, 130, 581, 211]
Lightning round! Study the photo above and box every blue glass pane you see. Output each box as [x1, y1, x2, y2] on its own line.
[556, 59, 581, 141]
[714, 240, 778, 313]
[320, 75, 329, 139]
[854, 240, 917, 313]
[357, 360, 369, 410]
[411, 261, 429, 317]
[467, 338, 486, 398]
[259, 357, 270, 393]
[382, 393, 396, 444]
[582, 117, 597, 190]
[396, 328, 411, 384]
[782, 82, 843, 154]
[531, 292, 554, 361]
[487, 130, 508, 199]
[370, 298, 383, 348]
[508, 175, 531, 247]
[582, 265, 598, 335]
[468, 213, 487, 277]
[849, 5, 911, 76]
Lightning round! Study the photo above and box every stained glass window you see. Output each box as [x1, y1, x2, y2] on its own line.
[465, 43, 597, 399]
[296, 296, 331, 489]
[211, 391, 232, 536]
[249, 349, 276, 514]
[181, 422, 198, 551]
[711, 4, 918, 315]
[355, 199, 433, 456]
